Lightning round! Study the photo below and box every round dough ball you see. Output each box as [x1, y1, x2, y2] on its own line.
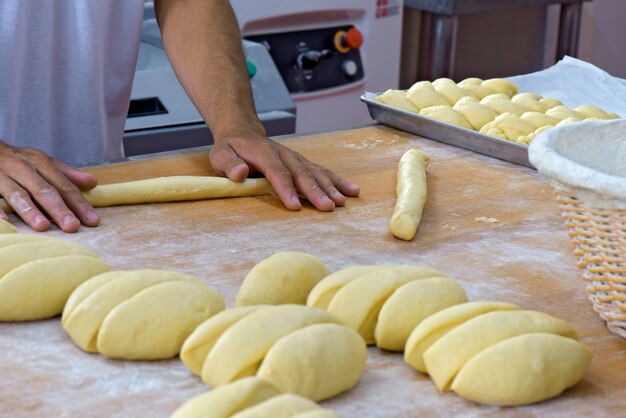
[236, 252, 329, 307]
[451, 333, 591, 405]
[404, 301, 520, 373]
[257, 323, 367, 401]
[375, 277, 468, 351]
[62, 269, 224, 359]
[423, 310, 579, 391]
[170, 377, 280, 418]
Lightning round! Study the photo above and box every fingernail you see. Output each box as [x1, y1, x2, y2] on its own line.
[63, 215, 78, 227]
[290, 196, 301, 207]
[34, 215, 48, 226]
[322, 196, 335, 207]
[85, 210, 99, 223]
[332, 191, 343, 199]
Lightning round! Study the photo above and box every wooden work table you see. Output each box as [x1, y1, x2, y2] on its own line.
[0, 125, 624, 417]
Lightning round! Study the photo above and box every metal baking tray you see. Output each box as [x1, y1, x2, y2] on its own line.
[361, 91, 532, 168]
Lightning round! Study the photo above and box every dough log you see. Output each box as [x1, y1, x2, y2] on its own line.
[0, 175, 274, 212]
[389, 148, 430, 241]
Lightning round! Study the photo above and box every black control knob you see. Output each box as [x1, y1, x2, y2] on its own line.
[297, 49, 334, 70]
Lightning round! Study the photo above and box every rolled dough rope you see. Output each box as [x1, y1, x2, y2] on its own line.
[0, 176, 274, 212]
[389, 149, 430, 241]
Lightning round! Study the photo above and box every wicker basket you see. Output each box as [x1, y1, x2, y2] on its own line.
[529, 120, 626, 339]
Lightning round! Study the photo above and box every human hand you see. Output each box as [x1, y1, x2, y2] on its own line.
[0, 141, 100, 232]
[209, 134, 360, 211]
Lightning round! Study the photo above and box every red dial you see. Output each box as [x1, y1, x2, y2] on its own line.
[344, 28, 363, 49]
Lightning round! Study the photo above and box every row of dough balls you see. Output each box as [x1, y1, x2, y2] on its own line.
[180, 304, 366, 402]
[234, 251, 592, 406]
[375, 77, 620, 145]
[171, 377, 339, 418]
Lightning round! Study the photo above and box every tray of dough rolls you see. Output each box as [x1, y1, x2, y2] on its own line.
[361, 77, 621, 169]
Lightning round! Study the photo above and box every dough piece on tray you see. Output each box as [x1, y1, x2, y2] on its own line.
[545, 105, 586, 121]
[230, 394, 320, 418]
[520, 112, 560, 129]
[574, 104, 614, 119]
[419, 105, 473, 130]
[432, 78, 471, 105]
[458, 78, 495, 100]
[404, 301, 521, 373]
[451, 333, 592, 406]
[511, 92, 549, 113]
[375, 89, 420, 113]
[481, 78, 518, 98]
[517, 125, 553, 145]
[406, 81, 449, 109]
[236, 252, 328, 307]
[479, 113, 536, 142]
[556, 116, 583, 126]
[423, 310, 579, 391]
[453, 101, 499, 130]
[480, 94, 529, 116]
[62, 269, 224, 359]
[539, 97, 563, 109]
[388, 148, 430, 241]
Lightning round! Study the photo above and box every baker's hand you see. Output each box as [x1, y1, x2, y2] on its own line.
[210, 134, 360, 211]
[0, 141, 100, 232]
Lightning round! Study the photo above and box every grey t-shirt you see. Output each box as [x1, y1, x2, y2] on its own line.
[0, 1, 144, 167]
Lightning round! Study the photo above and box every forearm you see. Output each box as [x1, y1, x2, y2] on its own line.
[154, 0, 265, 141]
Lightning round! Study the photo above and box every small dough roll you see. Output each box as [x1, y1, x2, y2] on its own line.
[539, 97, 563, 109]
[388, 148, 430, 241]
[0, 255, 109, 321]
[326, 266, 443, 344]
[406, 81, 449, 109]
[432, 78, 471, 105]
[423, 310, 579, 391]
[556, 116, 583, 126]
[404, 301, 520, 373]
[574, 104, 613, 119]
[375, 89, 420, 113]
[257, 323, 367, 401]
[479, 113, 536, 142]
[0, 233, 54, 250]
[236, 252, 329, 307]
[451, 333, 592, 406]
[374, 277, 468, 351]
[201, 305, 341, 387]
[231, 394, 319, 418]
[545, 105, 585, 121]
[419, 105, 473, 130]
[480, 95, 529, 116]
[453, 101, 499, 130]
[520, 112, 559, 129]
[511, 92, 549, 113]
[181, 305, 267, 376]
[481, 78, 518, 98]
[458, 78, 494, 100]
[63, 269, 224, 359]
[170, 377, 280, 418]
[0, 219, 16, 233]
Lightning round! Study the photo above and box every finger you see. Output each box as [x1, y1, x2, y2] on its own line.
[54, 160, 98, 191]
[9, 164, 81, 233]
[0, 207, 8, 221]
[209, 145, 250, 182]
[38, 163, 100, 227]
[0, 177, 50, 231]
[280, 151, 335, 211]
[257, 155, 302, 211]
[308, 164, 347, 207]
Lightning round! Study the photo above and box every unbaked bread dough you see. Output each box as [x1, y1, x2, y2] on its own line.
[406, 81, 449, 109]
[0, 176, 274, 213]
[388, 148, 430, 241]
[374, 277, 468, 351]
[520, 112, 560, 129]
[324, 266, 444, 344]
[170, 377, 280, 418]
[419, 105, 473, 130]
[453, 101, 499, 130]
[480, 94, 528, 116]
[257, 323, 367, 401]
[182, 305, 365, 401]
[423, 310, 579, 391]
[230, 394, 320, 418]
[292, 410, 341, 418]
[432, 78, 471, 105]
[404, 301, 521, 373]
[511, 92, 549, 113]
[481, 78, 518, 98]
[545, 105, 586, 121]
[479, 113, 536, 142]
[0, 219, 16, 233]
[375, 89, 420, 113]
[62, 269, 224, 359]
[450, 333, 592, 406]
[236, 252, 329, 306]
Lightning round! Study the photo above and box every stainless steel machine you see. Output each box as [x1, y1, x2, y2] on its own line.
[123, 2, 296, 157]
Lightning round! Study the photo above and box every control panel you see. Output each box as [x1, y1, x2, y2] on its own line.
[246, 25, 365, 94]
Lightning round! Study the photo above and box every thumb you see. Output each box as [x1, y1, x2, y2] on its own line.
[209, 144, 250, 182]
